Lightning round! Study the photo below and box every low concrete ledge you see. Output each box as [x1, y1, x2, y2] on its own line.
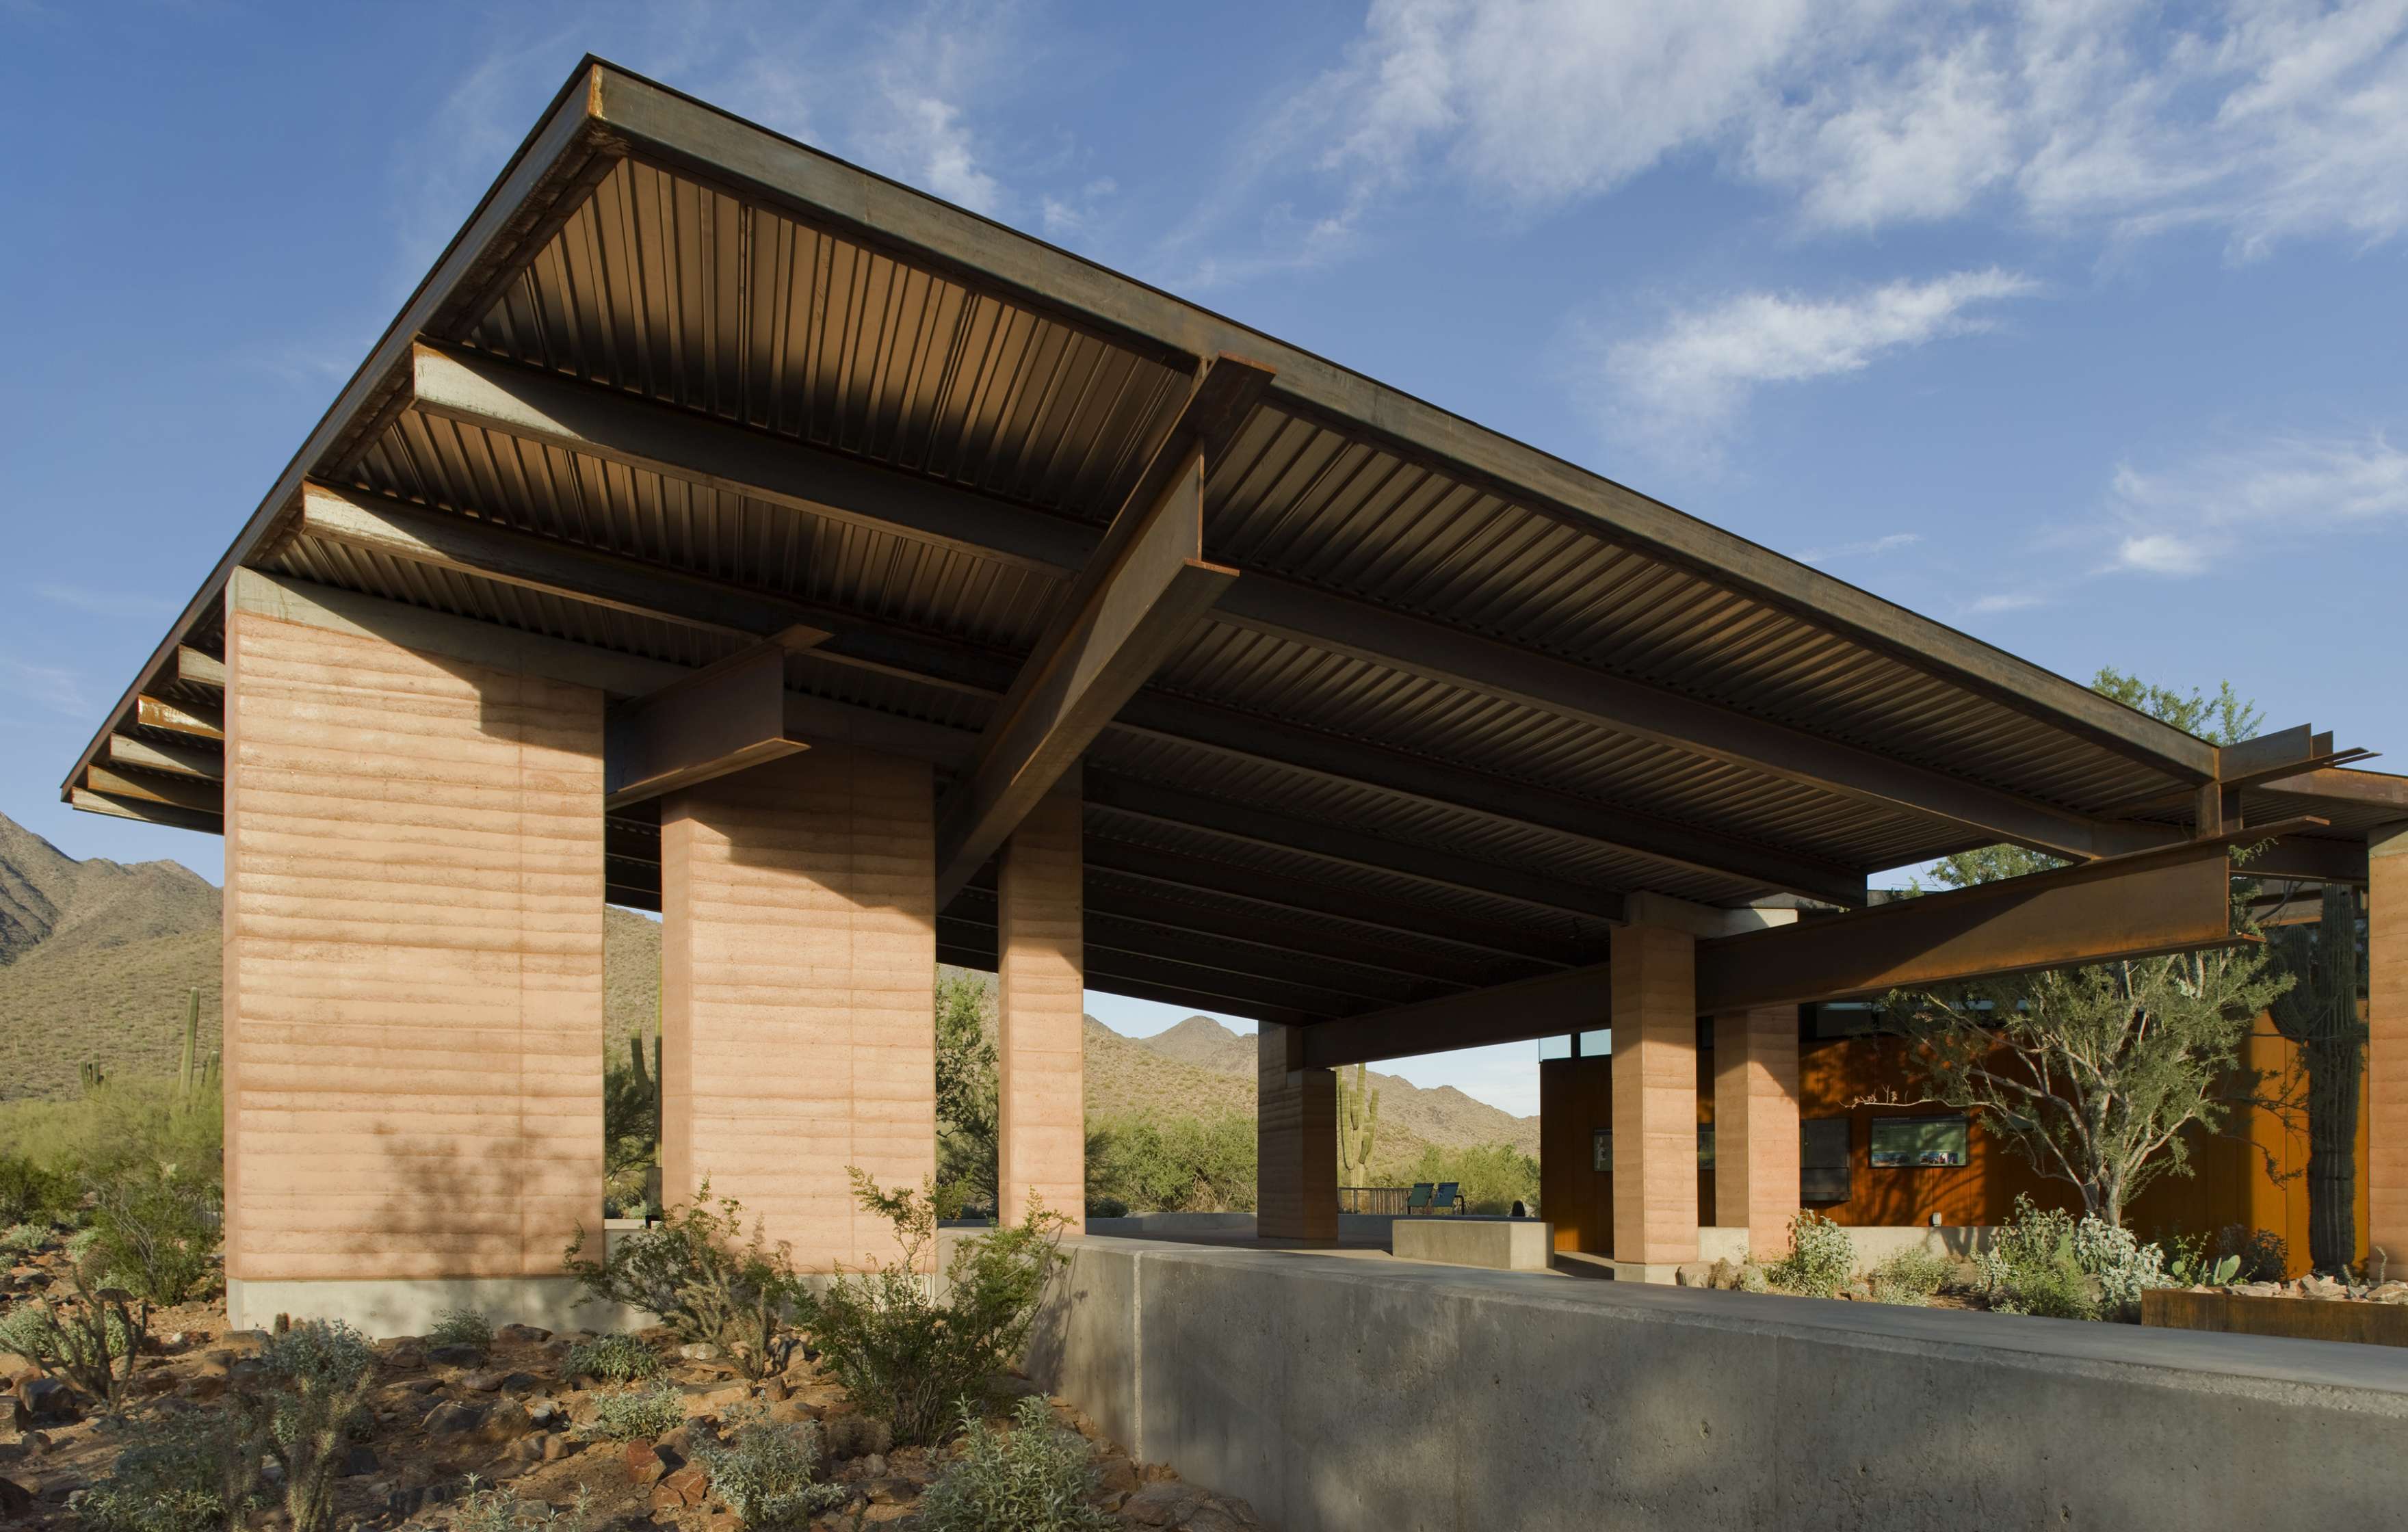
[1029, 1235, 2408, 1531]
[1393, 1218, 1552, 1271]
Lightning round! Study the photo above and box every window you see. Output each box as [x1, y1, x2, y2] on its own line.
[1537, 1034, 1573, 1061]
[1578, 1028, 1612, 1057]
[1809, 1002, 1881, 1040]
[1593, 1129, 1612, 1173]
[1801, 1118, 1850, 1202]
[1697, 1125, 1716, 1170]
[1869, 1115, 1969, 1169]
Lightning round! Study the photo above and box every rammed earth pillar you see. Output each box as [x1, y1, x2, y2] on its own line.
[658, 747, 937, 1271]
[220, 575, 605, 1334]
[1612, 922, 1699, 1282]
[997, 769, 1086, 1232]
[1258, 1020, 1337, 1241]
[2370, 823, 2408, 1264]
[1714, 1005, 1801, 1262]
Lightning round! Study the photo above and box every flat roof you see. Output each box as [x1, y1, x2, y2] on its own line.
[63, 57, 2395, 1027]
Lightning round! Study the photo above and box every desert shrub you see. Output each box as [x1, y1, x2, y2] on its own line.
[1767, 1211, 1856, 1297]
[427, 1306, 494, 1352]
[78, 1410, 254, 1532]
[2213, 1224, 2290, 1283]
[1084, 1196, 1129, 1220]
[89, 1165, 219, 1305]
[1866, 1246, 1954, 1306]
[0, 1152, 73, 1224]
[566, 1332, 662, 1384]
[2073, 1216, 2171, 1319]
[1084, 1113, 1255, 1213]
[0, 1079, 222, 1195]
[1976, 1198, 2091, 1318]
[565, 1185, 800, 1379]
[1376, 1142, 1543, 1215]
[449, 1477, 597, 1531]
[0, 1253, 146, 1407]
[1, 1221, 47, 1255]
[241, 1320, 377, 1532]
[580, 1380, 688, 1442]
[919, 1394, 1114, 1532]
[67, 1226, 100, 1260]
[692, 1403, 850, 1527]
[800, 1174, 1070, 1447]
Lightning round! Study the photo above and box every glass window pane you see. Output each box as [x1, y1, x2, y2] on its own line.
[1537, 1034, 1573, 1061]
[1800, 1118, 1850, 1203]
[1868, 1115, 1969, 1168]
[1578, 1028, 1612, 1057]
[1592, 1129, 1612, 1172]
[1697, 1126, 1716, 1170]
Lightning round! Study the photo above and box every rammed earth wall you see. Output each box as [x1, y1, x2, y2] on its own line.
[1021, 1235, 2408, 1531]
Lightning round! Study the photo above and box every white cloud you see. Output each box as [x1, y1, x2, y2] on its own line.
[1599, 268, 2037, 448]
[1967, 590, 2052, 615]
[2104, 431, 2408, 577]
[1799, 531, 1922, 565]
[1244, 0, 2408, 264]
[0, 656, 91, 717]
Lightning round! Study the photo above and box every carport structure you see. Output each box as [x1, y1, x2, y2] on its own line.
[63, 60, 2407, 1317]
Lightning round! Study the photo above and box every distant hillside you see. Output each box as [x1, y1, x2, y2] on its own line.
[0, 815, 224, 1099]
[1, 815, 1539, 1159]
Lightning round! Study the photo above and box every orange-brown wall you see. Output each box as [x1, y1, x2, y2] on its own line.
[1539, 1019, 2370, 1276]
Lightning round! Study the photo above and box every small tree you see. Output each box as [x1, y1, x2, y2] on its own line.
[937, 970, 1002, 1206]
[1889, 945, 2288, 1230]
[2265, 884, 2366, 1272]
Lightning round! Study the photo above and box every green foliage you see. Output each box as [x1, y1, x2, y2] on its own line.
[448, 1479, 599, 1531]
[236, 1320, 375, 1532]
[0, 1151, 73, 1224]
[1767, 1211, 1856, 1297]
[2214, 1224, 2291, 1282]
[602, 1035, 659, 1214]
[1, 1221, 49, 1255]
[1084, 1112, 1256, 1213]
[1866, 1246, 1955, 1306]
[579, 1380, 688, 1442]
[1978, 1196, 2176, 1321]
[2089, 667, 2262, 747]
[800, 1174, 1070, 1447]
[78, 1410, 252, 1532]
[918, 1395, 1114, 1532]
[565, 1185, 802, 1379]
[89, 1164, 219, 1305]
[1376, 1142, 1541, 1215]
[936, 970, 1001, 1206]
[0, 1076, 224, 1198]
[566, 1332, 663, 1385]
[426, 1306, 494, 1352]
[0, 1252, 147, 1408]
[692, 1403, 851, 1528]
[1337, 1064, 1380, 1185]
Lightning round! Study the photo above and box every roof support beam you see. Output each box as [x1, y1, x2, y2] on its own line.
[68, 787, 220, 835]
[293, 480, 834, 648]
[134, 695, 222, 741]
[1300, 828, 2298, 1066]
[408, 345, 2144, 863]
[933, 357, 1265, 903]
[173, 647, 226, 689]
[84, 765, 220, 816]
[107, 734, 222, 782]
[604, 644, 809, 810]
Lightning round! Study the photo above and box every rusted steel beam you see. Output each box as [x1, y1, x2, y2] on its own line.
[603, 644, 810, 810]
[1300, 967, 1612, 1069]
[932, 355, 1268, 906]
[134, 694, 223, 741]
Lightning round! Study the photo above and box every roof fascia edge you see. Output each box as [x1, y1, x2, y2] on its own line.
[57, 60, 620, 805]
[585, 61, 2214, 787]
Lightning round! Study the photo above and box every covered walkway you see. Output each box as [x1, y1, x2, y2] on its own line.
[57, 59, 2407, 1321]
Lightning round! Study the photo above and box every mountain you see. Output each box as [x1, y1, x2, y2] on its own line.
[0, 815, 226, 1099]
[1127, 1013, 1540, 1157]
[0, 814, 1539, 1159]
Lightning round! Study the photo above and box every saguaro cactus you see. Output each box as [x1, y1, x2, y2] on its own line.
[177, 987, 200, 1097]
[2268, 884, 2368, 1273]
[1337, 1062, 1380, 1184]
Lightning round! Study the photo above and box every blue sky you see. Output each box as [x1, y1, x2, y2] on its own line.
[5, 1, 2405, 1115]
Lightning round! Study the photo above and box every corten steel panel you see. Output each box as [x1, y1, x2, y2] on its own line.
[1611, 924, 1699, 1271]
[659, 746, 938, 1271]
[1257, 1021, 1337, 1241]
[2372, 828, 2408, 1264]
[1714, 1007, 1801, 1261]
[997, 773, 1086, 1233]
[220, 608, 605, 1283]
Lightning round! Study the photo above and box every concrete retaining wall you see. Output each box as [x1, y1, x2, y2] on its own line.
[1393, 1219, 1553, 1271]
[1024, 1236, 2408, 1531]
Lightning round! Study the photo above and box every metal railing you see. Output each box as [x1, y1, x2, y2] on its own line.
[1337, 1185, 1411, 1215]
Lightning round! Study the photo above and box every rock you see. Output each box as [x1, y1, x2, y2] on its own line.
[860, 1453, 889, 1477]
[650, 1464, 711, 1511]
[625, 1439, 669, 1487]
[407, 1376, 444, 1394]
[0, 1478, 30, 1518]
[1123, 1483, 1204, 1527]
[866, 1475, 914, 1505]
[2234, 1281, 2283, 1298]
[2370, 1282, 2408, 1304]
[688, 1383, 750, 1417]
[2301, 1274, 2348, 1300]
[766, 1399, 820, 1425]
[0, 1441, 27, 1468]
[1095, 1455, 1140, 1496]
[428, 1343, 486, 1367]
[478, 1401, 534, 1444]
[178, 1373, 228, 1403]
[16, 1377, 76, 1425]
[1673, 1262, 1714, 1287]
[459, 1369, 507, 1392]
[498, 1323, 553, 1343]
[501, 1371, 542, 1395]
[341, 1445, 380, 1478]
[527, 1397, 568, 1430]
[541, 1433, 575, 1464]
[677, 1343, 720, 1362]
[421, 1400, 488, 1436]
[824, 1414, 893, 1459]
[1186, 1503, 1260, 1532]
[760, 1373, 790, 1401]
